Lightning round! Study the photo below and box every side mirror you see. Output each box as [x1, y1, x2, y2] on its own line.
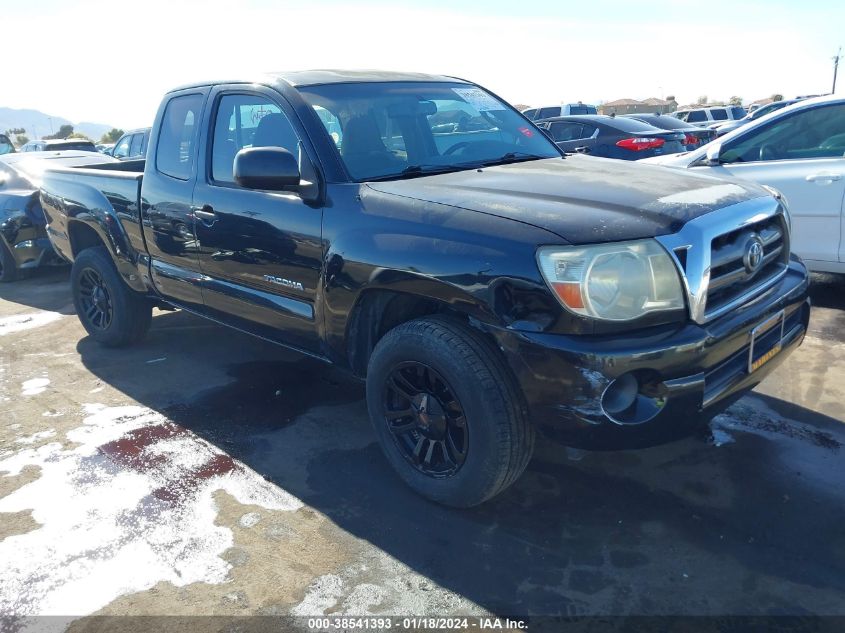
[693, 142, 722, 167]
[234, 146, 300, 191]
[705, 142, 722, 165]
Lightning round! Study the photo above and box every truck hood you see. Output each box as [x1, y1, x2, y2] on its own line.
[365, 156, 767, 244]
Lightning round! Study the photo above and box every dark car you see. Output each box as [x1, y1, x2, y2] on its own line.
[535, 115, 687, 159]
[0, 134, 15, 155]
[0, 151, 119, 281]
[621, 113, 716, 150]
[40, 71, 807, 506]
[20, 138, 98, 153]
[711, 99, 801, 137]
[111, 128, 151, 160]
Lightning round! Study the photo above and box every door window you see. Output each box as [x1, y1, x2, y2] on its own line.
[156, 93, 204, 180]
[112, 137, 131, 158]
[129, 133, 143, 157]
[686, 111, 707, 123]
[710, 108, 728, 121]
[721, 104, 845, 163]
[210, 94, 300, 184]
[549, 122, 594, 142]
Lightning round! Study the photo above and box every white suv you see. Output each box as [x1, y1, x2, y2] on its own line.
[522, 103, 598, 120]
[644, 95, 845, 274]
[673, 106, 747, 127]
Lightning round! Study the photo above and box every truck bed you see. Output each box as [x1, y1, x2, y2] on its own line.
[39, 160, 147, 266]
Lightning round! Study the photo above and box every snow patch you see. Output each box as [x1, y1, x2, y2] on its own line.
[0, 403, 303, 617]
[21, 377, 50, 396]
[0, 312, 63, 336]
[15, 430, 56, 445]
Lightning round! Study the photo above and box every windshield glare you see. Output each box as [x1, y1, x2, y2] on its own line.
[300, 82, 561, 180]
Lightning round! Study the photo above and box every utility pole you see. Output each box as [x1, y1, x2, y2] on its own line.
[834, 46, 842, 94]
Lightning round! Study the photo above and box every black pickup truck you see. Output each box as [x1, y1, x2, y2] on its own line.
[40, 70, 810, 506]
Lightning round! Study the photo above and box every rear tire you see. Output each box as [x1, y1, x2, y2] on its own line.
[366, 316, 534, 507]
[0, 239, 19, 283]
[71, 246, 152, 347]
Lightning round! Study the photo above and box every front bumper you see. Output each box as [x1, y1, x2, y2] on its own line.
[487, 258, 810, 449]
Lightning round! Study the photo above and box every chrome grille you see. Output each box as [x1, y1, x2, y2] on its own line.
[655, 196, 790, 324]
[705, 214, 789, 318]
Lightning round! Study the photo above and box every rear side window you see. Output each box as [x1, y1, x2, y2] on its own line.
[210, 94, 300, 184]
[729, 106, 746, 119]
[537, 107, 561, 119]
[710, 108, 728, 120]
[156, 93, 204, 180]
[522, 108, 537, 120]
[686, 111, 707, 123]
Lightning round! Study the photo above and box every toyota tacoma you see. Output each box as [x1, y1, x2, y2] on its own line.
[39, 71, 810, 506]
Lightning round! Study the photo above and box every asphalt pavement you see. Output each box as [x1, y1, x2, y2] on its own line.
[1, 269, 844, 625]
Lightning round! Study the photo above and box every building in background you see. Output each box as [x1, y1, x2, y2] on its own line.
[598, 97, 677, 115]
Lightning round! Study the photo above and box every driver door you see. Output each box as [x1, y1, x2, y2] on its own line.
[703, 102, 845, 267]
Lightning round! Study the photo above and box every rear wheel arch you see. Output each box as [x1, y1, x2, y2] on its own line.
[68, 220, 107, 259]
[67, 219, 147, 293]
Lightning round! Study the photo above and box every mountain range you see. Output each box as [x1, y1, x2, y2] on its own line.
[0, 107, 117, 142]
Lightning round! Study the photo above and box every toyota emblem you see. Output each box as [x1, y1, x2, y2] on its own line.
[743, 235, 765, 273]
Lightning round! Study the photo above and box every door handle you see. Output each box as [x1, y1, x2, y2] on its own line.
[806, 173, 842, 183]
[575, 146, 590, 153]
[192, 204, 217, 222]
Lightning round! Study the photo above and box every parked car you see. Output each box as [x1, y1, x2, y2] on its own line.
[643, 95, 845, 274]
[41, 70, 808, 506]
[0, 134, 15, 155]
[621, 113, 716, 150]
[710, 100, 800, 137]
[20, 138, 98, 153]
[0, 151, 118, 281]
[673, 106, 747, 127]
[535, 115, 687, 159]
[110, 128, 150, 160]
[522, 103, 598, 120]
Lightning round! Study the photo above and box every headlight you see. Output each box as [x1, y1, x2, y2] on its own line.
[537, 239, 685, 321]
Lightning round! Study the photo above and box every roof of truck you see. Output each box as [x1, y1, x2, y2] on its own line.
[168, 70, 471, 92]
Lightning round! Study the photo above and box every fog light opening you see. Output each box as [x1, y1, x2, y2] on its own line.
[601, 370, 667, 425]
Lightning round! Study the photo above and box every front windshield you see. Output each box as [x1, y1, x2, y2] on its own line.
[299, 81, 561, 181]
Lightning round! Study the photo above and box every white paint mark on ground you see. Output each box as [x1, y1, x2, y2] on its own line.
[21, 377, 50, 396]
[0, 312, 63, 337]
[0, 403, 303, 617]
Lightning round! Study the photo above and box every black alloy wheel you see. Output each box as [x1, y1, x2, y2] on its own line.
[383, 361, 468, 477]
[77, 267, 114, 330]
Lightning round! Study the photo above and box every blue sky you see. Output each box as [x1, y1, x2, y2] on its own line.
[3, 0, 842, 130]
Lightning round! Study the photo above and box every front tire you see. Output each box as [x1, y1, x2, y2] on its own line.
[366, 316, 534, 507]
[71, 246, 152, 347]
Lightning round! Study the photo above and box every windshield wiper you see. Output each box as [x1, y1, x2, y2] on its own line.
[479, 152, 547, 167]
[366, 164, 464, 182]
